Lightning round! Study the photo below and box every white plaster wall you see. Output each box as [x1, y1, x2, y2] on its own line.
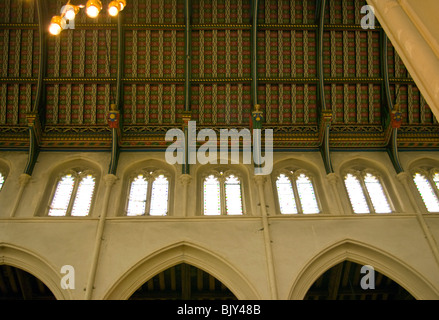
[1, 150, 439, 299]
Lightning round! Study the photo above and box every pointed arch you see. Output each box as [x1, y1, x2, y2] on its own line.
[117, 158, 176, 216]
[288, 239, 439, 300]
[0, 243, 71, 300]
[104, 241, 261, 300]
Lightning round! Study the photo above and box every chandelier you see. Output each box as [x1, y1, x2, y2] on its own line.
[49, 0, 127, 35]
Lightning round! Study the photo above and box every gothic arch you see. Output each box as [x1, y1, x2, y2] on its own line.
[104, 241, 261, 300]
[0, 243, 71, 300]
[406, 156, 439, 172]
[0, 158, 10, 177]
[288, 239, 439, 300]
[195, 162, 254, 216]
[271, 157, 329, 214]
[115, 158, 177, 216]
[33, 157, 103, 217]
[337, 156, 403, 213]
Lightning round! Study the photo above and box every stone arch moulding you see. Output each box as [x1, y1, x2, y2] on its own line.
[104, 241, 261, 300]
[288, 239, 439, 300]
[0, 243, 71, 300]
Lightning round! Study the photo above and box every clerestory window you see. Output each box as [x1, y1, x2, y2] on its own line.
[48, 169, 96, 216]
[126, 171, 170, 216]
[344, 171, 392, 214]
[0, 172, 4, 192]
[203, 171, 244, 216]
[275, 170, 320, 214]
[412, 170, 439, 213]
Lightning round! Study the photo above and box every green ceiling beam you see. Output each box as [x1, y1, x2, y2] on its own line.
[182, 0, 192, 175]
[381, 32, 403, 174]
[184, 0, 192, 112]
[108, 11, 125, 175]
[251, 0, 258, 107]
[32, 0, 47, 124]
[316, 0, 333, 174]
[23, 0, 47, 176]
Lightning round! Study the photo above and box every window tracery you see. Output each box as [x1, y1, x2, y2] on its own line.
[48, 169, 96, 217]
[126, 170, 170, 216]
[343, 170, 392, 214]
[412, 169, 439, 213]
[203, 170, 244, 216]
[275, 170, 320, 214]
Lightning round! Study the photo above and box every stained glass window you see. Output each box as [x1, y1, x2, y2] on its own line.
[127, 175, 148, 216]
[344, 173, 370, 214]
[204, 175, 221, 215]
[296, 173, 320, 214]
[150, 175, 169, 216]
[413, 173, 439, 212]
[49, 174, 75, 216]
[364, 173, 392, 213]
[0, 173, 4, 191]
[276, 174, 297, 214]
[225, 175, 243, 215]
[71, 175, 96, 216]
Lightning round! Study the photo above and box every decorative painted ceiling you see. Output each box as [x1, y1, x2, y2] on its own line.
[0, 0, 438, 151]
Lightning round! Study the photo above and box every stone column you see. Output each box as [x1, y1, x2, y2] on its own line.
[254, 175, 278, 299]
[397, 171, 439, 267]
[10, 173, 32, 218]
[178, 173, 192, 217]
[326, 172, 345, 215]
[85, 173, 117, 299]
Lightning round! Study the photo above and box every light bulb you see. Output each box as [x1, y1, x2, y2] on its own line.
[49, 16, 63, 35]
[86, 0, 102, 18]
[64, 5, 79, 20]
[86, 6, 99, 17]
[49, 23, 62, 35]
[108, 1, 120, 16]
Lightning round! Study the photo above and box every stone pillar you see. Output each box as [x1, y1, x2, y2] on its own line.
[85, 173, 117, 299]
[254, 175, 278, 299]
[178, 173, 192, 217]
[397, 171, 439, 267]
[10, 173, 32, 218]
[326, 172, 345, 215]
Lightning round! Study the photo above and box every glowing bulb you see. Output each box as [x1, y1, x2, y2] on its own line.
[64, 5, 79, 20]
[49, 23, 61, 35]
[86, 6, 99, 18]
[108, 1, 120, 16]
[86, 0, 102, 18]
[108, 7, 119, 16]
[49, 16, 63, 35]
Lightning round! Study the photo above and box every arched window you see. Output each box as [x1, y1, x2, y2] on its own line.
[48, 170, 97, 216]
[343, 170, 392, 214]
[203, 171, 243, 216]
[126, 171, 170, 216]
[0, 172, 5, 192]
[275, 170, 320, 214]
[412, 170, 439, 213]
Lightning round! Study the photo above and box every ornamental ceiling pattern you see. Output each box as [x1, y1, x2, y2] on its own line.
[0, 0, 438, 150]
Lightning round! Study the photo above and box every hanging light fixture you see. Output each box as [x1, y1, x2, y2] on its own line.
[49, 16, 63, 35]
[49, 0, 127, 35]
[86, 0, 103, 18]
[108, 0, 126, 17]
